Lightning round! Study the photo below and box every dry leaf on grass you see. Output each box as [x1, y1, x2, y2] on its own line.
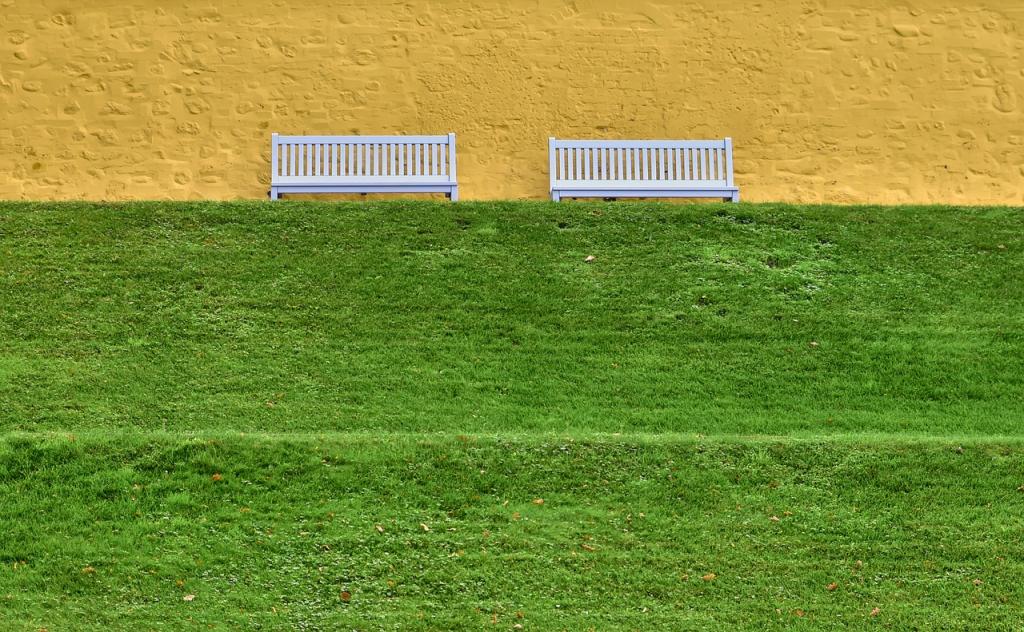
[340, 591, 352, 602]
[211, 473, 222, 481]
[375, 524, 385, 534]
[869, 607, 880, 617]
[532, 498, 544, 505]
[827, 582, 838, 591]
[183, 594, 195, 602]
[701, 573, 716, 582]
[420, 523, 430, 532]
[584, 255, 596, 263]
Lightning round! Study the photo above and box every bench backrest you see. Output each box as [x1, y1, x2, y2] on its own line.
[549, 138, 734, 188]
[272, 133, 456, 182]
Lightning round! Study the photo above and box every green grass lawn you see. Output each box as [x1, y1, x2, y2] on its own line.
[1, 201, 1023, 629]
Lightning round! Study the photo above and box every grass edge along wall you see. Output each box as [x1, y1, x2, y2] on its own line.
[1, 2, 1023, 203]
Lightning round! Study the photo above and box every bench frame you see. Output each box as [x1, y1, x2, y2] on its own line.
[549, 137, 739, 203]
[270, 133, 458, 201]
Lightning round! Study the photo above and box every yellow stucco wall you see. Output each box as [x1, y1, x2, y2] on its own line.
[1, 1, 1022, 203]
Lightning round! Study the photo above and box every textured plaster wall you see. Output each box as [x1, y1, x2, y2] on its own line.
[1, 1, 1022, 203]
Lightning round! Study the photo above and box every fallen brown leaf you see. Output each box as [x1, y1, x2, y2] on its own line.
[211, 473, 222, 482]
[769, 515, 780, 522]
[81, 566, 95, 574]
[532, 498, 544, 505]
[420, 523, 430, 532]
[869, 607, 880, 617]
[701, 573, 716, 582]
[340, 590, 351, 602]
[580, 543, 595, 552]
[794, 609, 805, 617]
[827, 582, 838, 591]
[183, 594, 195, 602]
[375, 524, 385, 534]
[972, 578, 983, 586]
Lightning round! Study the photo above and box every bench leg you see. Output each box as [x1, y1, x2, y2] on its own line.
[448, 186, 459, 202]
[730, 192, 740, 203]
[270, 187, 280, 201]
[551, 191, 561, 202]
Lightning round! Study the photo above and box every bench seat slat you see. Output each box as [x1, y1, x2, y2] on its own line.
[552, 180, 733, 189]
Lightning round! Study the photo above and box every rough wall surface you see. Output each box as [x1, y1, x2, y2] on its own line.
[1, 1, 1022, 203]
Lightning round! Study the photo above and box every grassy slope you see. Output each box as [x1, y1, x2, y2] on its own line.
[3, 434, 1024, 630]
[1, 201, 1023, 630]
[1, 201, 1022, 435]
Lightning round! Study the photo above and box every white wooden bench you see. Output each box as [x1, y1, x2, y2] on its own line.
[548, 137, 739, 202]
[270, 133, 458, 200]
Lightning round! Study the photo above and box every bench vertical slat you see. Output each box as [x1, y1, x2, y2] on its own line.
[548, 138, 556, 192]
[271, 134, 279, 181]
[725, 137, 735, 188]
[447, 133, 457, 192]
[704, 148, 711, 182]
